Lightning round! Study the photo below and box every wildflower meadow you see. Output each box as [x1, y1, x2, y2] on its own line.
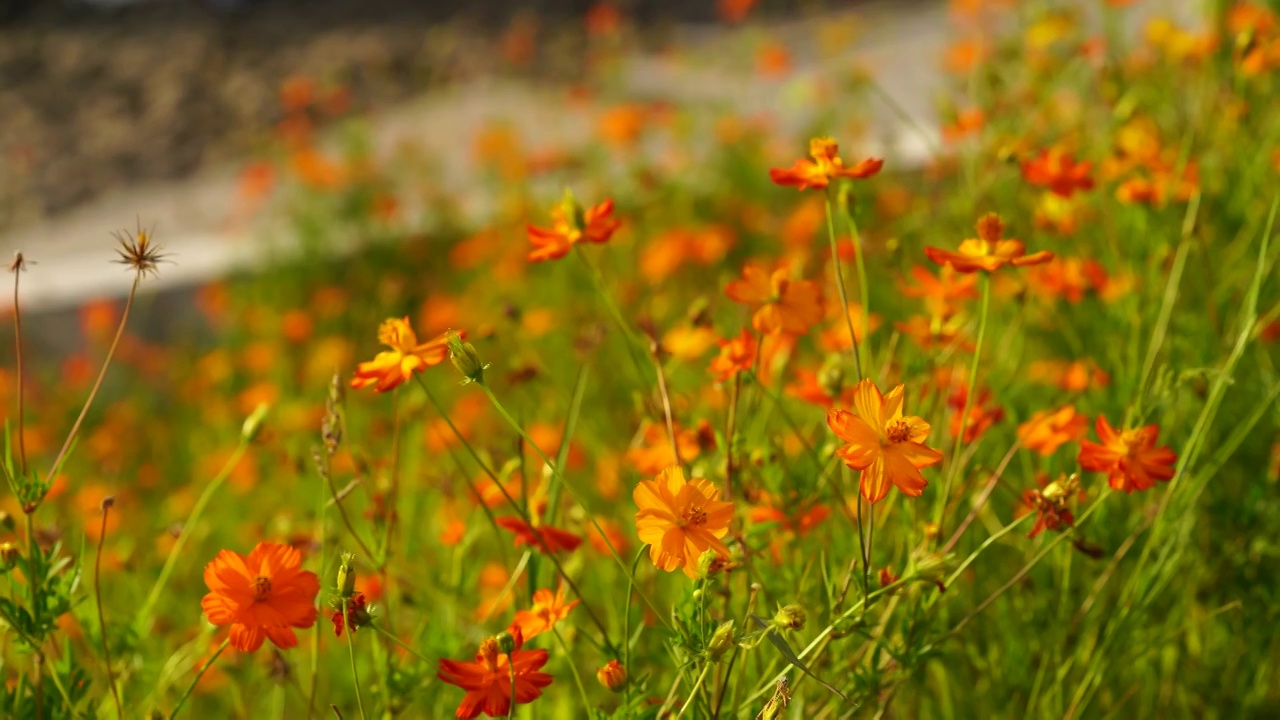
[3, 0, 1280, 717]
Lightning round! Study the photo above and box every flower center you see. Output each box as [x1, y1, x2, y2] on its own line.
[681, 506, 708, 528]
[251, 576, 272, 601]
[885, 419, 912, 444]
[478, 637, 502, 673]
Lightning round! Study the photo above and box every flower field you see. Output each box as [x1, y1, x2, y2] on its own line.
[3, 0, 1280, 717]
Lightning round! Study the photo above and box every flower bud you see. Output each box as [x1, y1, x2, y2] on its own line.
[596, 659, 627, 692]
[707, 620, 736, 661]
[241, 402, 270, 442]
[772, 604, 807, 631]
[496, 631, 517, 655]
[0, 511, 15, 533]
[335, 552, 358, 597]
[447, 331, 488, 385]
[696, 548, 719, 578]
[0, 542, 19, 571]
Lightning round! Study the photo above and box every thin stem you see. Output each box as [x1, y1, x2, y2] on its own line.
[416, 377, 632, 645]
[678, 663, 712, 718]
[574, 246, 649, 380]
[48, 274, 141, 483]
[12, 261, 26, 474]
[320, 458, 376, 563]
[623, 546, 645, 713]
[138, 439, 249, 632]
[479, 382, 672, 634]
[724, 372, 741, 499]
[308, 451, 331, 719]
[507, 660, 517, 720]
[346, 625, 367, 720]
[838, 192, 873, 378]
[834, 485, 868, 609]
[95, 500, 123, 718]
[170, 638, 229, 719]
[823, 193, 863, 380]
[940, 440, 1021, 555]
[370, 623, 433, 664]
[25, 512, 43, 718]
[937, 273, 990, 532]
[552, 628, 592, 711]
[651, 346, 683, 469]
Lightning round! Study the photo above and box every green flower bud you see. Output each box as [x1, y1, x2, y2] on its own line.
[336, 552, 358, 597]
[241, 402, 270, 442]
[447, 332, 488, 385]
[707, 620, 736, 662]
[772, 604, 807, 631]
[496, 631, 517, 655]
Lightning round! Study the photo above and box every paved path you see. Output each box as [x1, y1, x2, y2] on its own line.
[0, 0, 1193, 313]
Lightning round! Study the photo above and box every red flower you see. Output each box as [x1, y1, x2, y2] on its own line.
[1021, 148, 1095, 198]
[495, 517, 583, 555]
[438, 630, 554, 719]
[925, 213, 1054, 274]
[1077, 416, 1177, 493]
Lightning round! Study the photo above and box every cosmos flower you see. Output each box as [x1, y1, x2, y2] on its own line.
[634, 466, 734, 577]
[725, 265, 824, 336]
[827, 379, 943, 503]
[350, 317, 453, 392]
[200, 542, 320, 652]
[438, 630, 554, 719]
[925, 213, 1054, 274]
[769, 137, 883, 191]
[1077, 416, 1178, 493]
[510, 587, 580, 640]
[527, 193, 621, 262]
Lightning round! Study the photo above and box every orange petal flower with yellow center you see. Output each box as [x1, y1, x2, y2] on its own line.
[200, 542, 320, 652]
[826, 379, 943, 503]
[1020, 148, 1095, 198]
[350, 317, 453, 393]
[1078, 416, 1178, 493]
[769, 137, 884, 191]
[526, 192, 621, 263]
[725, 265, 824, 336]
[510, 587, 580, 640]
[925, 213, 1054, 274]
[634, 466, 734, 577]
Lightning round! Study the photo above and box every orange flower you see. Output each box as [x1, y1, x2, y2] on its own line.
[1021, 149, 1095, 198]
[510, 587, 580, 639]
[725, 265, 824, 336]
[899, 265, 980, 320]
[596, 659, 628, 692]
[896, 315, 974, 353]
[634, 466, 734, 577]
[350, 317, 453, 393]
[526, 194, 621, 262]
[495, 517, 583, 555]
[438, 631, 554, 719]
[827, 379, 943, 503]
[626, 420, 715, 474]
[1078, 416, 1178, 493]
[925, 213, 1054, 273]
[786, 367, 851, 408]
[200, 542, 320, 652]
[708, 328, 757, 381]
[1017, 406, 1088, 456]
[769, 137, 883, 191]
[1027, 358, 1110, 392]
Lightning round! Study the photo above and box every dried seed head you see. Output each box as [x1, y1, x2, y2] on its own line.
[112, 222, 169, 278]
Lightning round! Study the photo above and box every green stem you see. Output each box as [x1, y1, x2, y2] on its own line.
[308, 452, 331, 719]
[346, 625, 367, 720]
[552, 627, 592, 712]
[370, 623, 433, 665]
[574, 246, 649, 380]
[677, 664, 712, 718]
[138, 439, 249, 632]
[937, 273, 990, 531]
[838, 192, 873, 377]
[824, 192, 864, 380]
[507, 660, 517, 719]
[170, 638, 229, 719]
[623, 547, 645, 714]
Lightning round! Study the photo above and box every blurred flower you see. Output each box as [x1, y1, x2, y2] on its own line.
[725, 265, 824, 336]
[634, 466, 733, 577]
[1021, 148, 1095, 198]
[627, 420, 716, 474]
[495, 517, 582, 555]
[947, 385, 1005, 443]
[769, 137, 883, 191]
[350, 317, 453, 393]
[527, 193, 621, 262]
[925, 213, 1054, 273]
[1027, 358, 1109, 392]
[827, 379, 943, 503]
[596, 659, 628, 692]
[899, 265, 979, 321]
[200, 542, 320, 652]
[709, 328, 757, 381]
[1021, 474, 1081, 538]
[510, 587, 580, 640]
[438, 630, 554, 719]
[1078, 416, 1177, 493]
[1017, 406, 1088, 456]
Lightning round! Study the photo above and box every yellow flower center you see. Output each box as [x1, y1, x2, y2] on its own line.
[885, 419, 912, 444]
[251, 576, 272, 601]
